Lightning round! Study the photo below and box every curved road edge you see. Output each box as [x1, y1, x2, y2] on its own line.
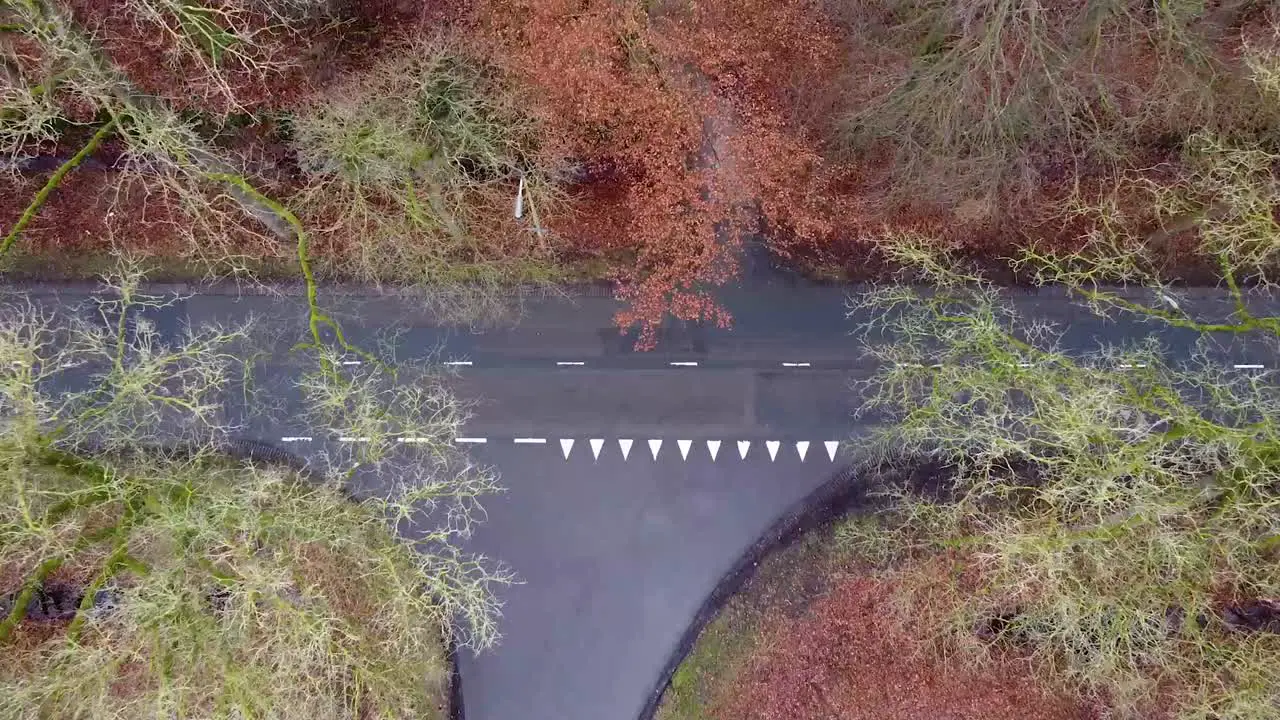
[635, 462, 879, 720]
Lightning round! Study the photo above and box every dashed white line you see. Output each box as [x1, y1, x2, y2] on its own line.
[1118, 363, 1148, 369]
[1234, 364, 1265, 369]
[782, 362, 812, 368]
[514, 437, 547, 444]
[669, 361, 699, 367]
[443, 360, 473, 367]
[341, 360, 362, 366]
[556, 361, 586, 366]
[338, 436, 371, 442]
[281, 436, 312, 442]
[399, 437, 432, 444]
[454, 437, 488, 444]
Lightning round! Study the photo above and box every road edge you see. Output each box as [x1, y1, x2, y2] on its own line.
[636, 462, 878, 720]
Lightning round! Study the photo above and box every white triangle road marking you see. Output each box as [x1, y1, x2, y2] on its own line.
[707, 440, 721, 461]
[590, 438, 604, 461]
[825, 441, 838, 462]
[560, 438, 575, 459]
[737, 441, 750, 460]
[766, 441, 780, 462]
[678, 439, 692, 460]
[796, 441, 809, 462]
[619, 439, 633, 461]
[649, 439, 663, 460]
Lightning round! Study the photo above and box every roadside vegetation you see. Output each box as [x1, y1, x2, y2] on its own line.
[657, 7, 1280, 708]
[657, 168, 1280, 720]
[836, 178, 1280, 716]
[0, 0, 564, 306]
[655, 500, 1096, 720]
[289, 40, 567, 323]
[0, 260, 509, 718]
[4, 1, 1277, 343]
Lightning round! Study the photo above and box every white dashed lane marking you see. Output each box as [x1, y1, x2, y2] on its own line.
[284, 434, 843, 461]
[300, 358, 1270, 373]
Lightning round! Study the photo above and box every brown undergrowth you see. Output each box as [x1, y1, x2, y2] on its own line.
[5, 1, 1280, 341]
[722, 574, 1097, 720]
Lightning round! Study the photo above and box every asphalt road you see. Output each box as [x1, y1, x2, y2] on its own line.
[456, 441, 843, 720]
[11, 281, 1280, 720]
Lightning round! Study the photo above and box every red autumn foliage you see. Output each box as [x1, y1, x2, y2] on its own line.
[463, 0, 854, 347]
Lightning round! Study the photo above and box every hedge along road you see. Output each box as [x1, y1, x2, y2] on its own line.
[11, 280, 1280, 720]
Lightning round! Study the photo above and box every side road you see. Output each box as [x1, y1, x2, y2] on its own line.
[7, 281, 1278, 719]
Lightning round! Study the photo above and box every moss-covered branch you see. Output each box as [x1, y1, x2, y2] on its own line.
[0, 118, 118, 261]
